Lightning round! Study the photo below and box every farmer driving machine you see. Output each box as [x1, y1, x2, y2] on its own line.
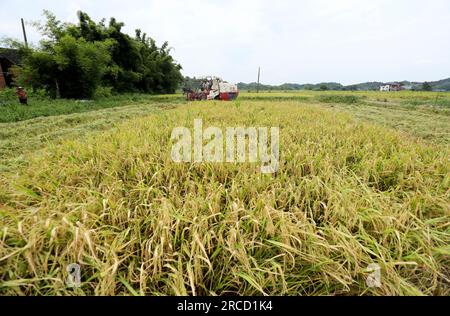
[183, 76, 239, 101]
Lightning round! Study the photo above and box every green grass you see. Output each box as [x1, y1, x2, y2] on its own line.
[0, 91, 183, 123]
[2, 90, 448, 174]
[239, 94, 312, 102]
[323, 102, 450, 144]
[0, 100, 181, 172]
[240, 91, 450, 145]
[315, 94, 363, 104]
[0, 96, 449, 296]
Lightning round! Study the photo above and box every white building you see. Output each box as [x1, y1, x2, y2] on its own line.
[380, 83, 402, 91]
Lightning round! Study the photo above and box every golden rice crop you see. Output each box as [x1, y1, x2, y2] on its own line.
[0, 100, 449, 295]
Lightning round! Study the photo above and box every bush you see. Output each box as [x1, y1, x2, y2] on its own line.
[93, 86, 113, 99]
[0, 88, 17, 102]
[0, 87, 54, 105]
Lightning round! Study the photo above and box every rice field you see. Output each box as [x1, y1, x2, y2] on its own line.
[0, 92, 449, 295]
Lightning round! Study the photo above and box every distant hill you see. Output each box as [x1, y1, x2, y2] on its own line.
[236, 78, 450, 92]
[428, 78, 450, 91]
[237, 82, 343, 91]
[183, 76, 450, 91]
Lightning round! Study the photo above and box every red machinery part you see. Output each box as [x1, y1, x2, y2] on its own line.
[219, 92, 239, 101]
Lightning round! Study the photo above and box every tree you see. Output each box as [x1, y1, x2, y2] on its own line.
[422, 82, 432, 91]
[53, 35, 112, 98]
[15, 35, 112, 99]
[8, 10, 183, 98]
[320, 84, 328, 91]
[68, 11, 183, 94]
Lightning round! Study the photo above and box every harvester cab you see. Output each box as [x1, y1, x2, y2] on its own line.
[184, 76, 239, 101]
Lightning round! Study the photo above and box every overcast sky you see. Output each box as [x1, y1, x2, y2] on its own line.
[1, 0, 449, 85]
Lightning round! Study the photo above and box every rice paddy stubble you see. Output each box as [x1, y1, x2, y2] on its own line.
[0, 101, 449, 296]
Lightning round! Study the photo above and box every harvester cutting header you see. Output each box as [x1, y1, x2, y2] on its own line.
[183, 76, 239, 101]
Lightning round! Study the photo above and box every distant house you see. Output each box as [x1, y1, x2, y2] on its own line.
[0, 48, 21, 90]
[380, 83, 402, 91]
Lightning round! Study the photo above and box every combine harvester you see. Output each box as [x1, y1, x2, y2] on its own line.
[184, 76, 239, 101]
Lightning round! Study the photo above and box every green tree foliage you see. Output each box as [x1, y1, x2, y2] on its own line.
[12, 11, 183, 99]
[422, 82, 432, 91]
[183, 76, 205, 90]
[16, 36, 111, 99]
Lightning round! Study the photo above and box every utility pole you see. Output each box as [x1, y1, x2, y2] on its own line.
[257, 66, 261, 93]
[21, 18, 28, 48]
